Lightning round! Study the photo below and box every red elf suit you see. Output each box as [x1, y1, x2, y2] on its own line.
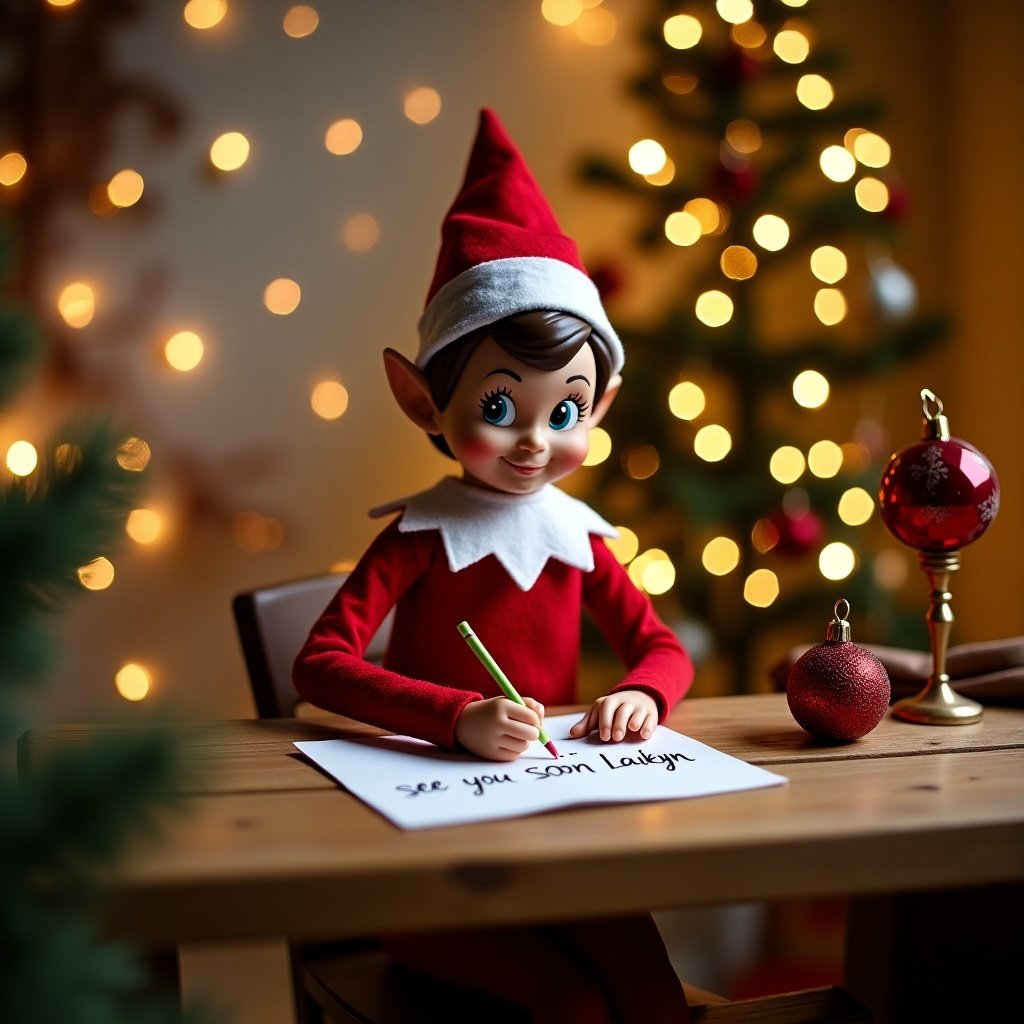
[293, 110, 694, 1024]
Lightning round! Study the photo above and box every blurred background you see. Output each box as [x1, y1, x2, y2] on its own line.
[3, 0, 1022, 1019]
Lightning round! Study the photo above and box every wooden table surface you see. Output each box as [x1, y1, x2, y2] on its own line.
[21, 693, 1024, 951]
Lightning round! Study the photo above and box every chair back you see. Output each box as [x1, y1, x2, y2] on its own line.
[232, 573, 393, 718]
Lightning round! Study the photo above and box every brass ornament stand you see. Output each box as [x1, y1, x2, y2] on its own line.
[892, 550, 983, 725]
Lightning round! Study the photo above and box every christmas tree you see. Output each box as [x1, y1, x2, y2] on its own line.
[580, 0, 946, 693]
[0, 218, 189, 1023]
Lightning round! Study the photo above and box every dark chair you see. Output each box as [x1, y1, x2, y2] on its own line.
[231, 575, 868, 1024]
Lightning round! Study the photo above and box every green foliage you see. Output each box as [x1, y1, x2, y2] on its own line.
[582, 0, 943, 689]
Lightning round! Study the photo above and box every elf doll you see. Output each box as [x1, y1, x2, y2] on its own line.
[294, 109, 693, 1024]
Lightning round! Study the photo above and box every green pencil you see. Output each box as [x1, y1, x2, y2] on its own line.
[457, 620, 559, 758]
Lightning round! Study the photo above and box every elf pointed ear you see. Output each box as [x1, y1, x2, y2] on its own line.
[587, 373, 622, 430]
[383, 348, 441, 433]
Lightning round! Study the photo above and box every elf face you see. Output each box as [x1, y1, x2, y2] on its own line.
[437, 337, 598, 495]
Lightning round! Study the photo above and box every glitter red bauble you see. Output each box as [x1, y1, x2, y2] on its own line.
[879, 436, 999, 552]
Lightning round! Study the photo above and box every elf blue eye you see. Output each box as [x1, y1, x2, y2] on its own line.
[480, 389, 516, 427]
[549, 399, 581, 431]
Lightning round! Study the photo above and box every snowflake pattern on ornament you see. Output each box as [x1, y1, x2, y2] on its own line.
[909, 445, 949, 494]
[979, 492, 1000, 522]
[918, 506, 951, 524]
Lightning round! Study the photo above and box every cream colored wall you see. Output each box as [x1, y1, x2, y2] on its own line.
[19, 1, 1020, 725]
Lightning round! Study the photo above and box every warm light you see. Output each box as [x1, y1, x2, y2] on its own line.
[819, 542, 856, 581]
[773, 25, 810, 63]
[663, 73, 698, 95]
[752, 213, 789, 251]
[668, 381, 705, 421]
[841, 441, 871, 474]
[6, 440, 38, 477]
[743, 569, 779, 607]
[624, 444, 660, 480]
[605, 526, 639, 564]
[232, 512, 285, 552]
[644, 157, 676, 186]
[725, 120, 761, 154]
[628, 139, 667, 176]
[684, 198, 722, 234]
[542, 0, 583, 26]
[731, 20, 767, 48]
[54, 443, 82, 473]
[283, 5, 319, 38]
[117, 437, 151, 472]
[853, 131, 891, 167]
[576, 5, 617, 45]
[838, 487, 875, 526]
[126, 508, 163, 544]
[751, 518, 780, 553]
[810, 245, 847, 283]
[584, 427, 612, 466]
[210, 131, 250, 172]
[694, 424, 732, 462]
[702, 536, 740, 576]
[808, 440, 843, 478]
[665, 211, 702, 247]
[797, 73, 833, 109]
[107, 168, 144, 208]
[663, 14, 702, 48]
[716, 0, 753, 24]
[814, 287, 847, 325]
[642, 553, 676, 596]
[769, 446, 805, 484]
[58, 281, 95, 328]
[720, 245, 758, 280]
[780, 0, 809, 6]
[164, 330, 204, 371]
[342, 213, 380, 251]
[695, 290, 733, 326]
[404, 87, 442, 124]
[115, 662, 151, 701]
[311, 379, 349, 419]
[0, 152, 28, 186]
[184, 0, 227, 30]
[855, 177, 890, 212]
[48, 0, 80, 6]
[264, 278, 302, 315]
[792, 369, 829, 409]
[78, 556, 115, 591]
[325, 118, 363, 155]
[820, 144, 856, 182]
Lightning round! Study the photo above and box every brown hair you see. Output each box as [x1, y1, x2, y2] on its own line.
[423, 310, 612, 458]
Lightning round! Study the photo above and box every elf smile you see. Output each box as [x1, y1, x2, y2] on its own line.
[502, 459, 546, 475]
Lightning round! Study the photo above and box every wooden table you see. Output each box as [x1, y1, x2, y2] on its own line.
[21, 694, 1024, 1022]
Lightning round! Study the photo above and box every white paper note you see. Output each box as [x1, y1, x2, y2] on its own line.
[295, 714, 787, 830]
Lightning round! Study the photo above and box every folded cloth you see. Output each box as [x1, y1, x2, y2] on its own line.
[769, 636, 1024, 704]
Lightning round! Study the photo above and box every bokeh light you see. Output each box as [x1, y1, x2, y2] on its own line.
[115, 662, 151, 701]
[725, 120, 762, 154]
[107, 168, 144, 208]
[773, 25, 810, 63]
[164, 330, 204, 371]
[807, 440, 843, 478]
[694, 424, 732, 462]
[325, 119, 363, 155]
[210, 131, 250, 172]
[342, 213, 380, 251]
[853, 131, 891, 167]
[605, 526, 639, 564]
[126, 508, 163, 545]
[629, 139, 667, 176]
[792, 369, 829, 408]
[668, 381, 705, 421]
[810, 245, 847, 283]
[695, 290, 734, 326]
[665, 211, 702, 247]
[58, 282, 95, 328]
[78, 556, 115, 591]
[663, 13, 702, 48]
[769, 445, 805, 484]
[814, 287, 847, 325]
[743, 569, 779, 607]
[184, 0, 226, 30]
[264, 278, 302, 315]
[584, 426, 612, 466]
[0, 152, 28, 186]
[117, 437, 151, 472]
[6, 440, 38, 477]
[716, 0, 754, 26]
[720, 245, 758, 280]
[752, 213, 789, 251]
[819, 542, 856, 581]
[283, 5, 319, 38]
[702, 536, 740, 576]
[838, 487, 875, 526]
[542, 0, 583, 26]
[797, 73, 833, 109]
[311, 379, 349, 419]
[820, 144, 856, 182]
[855, 177, 890, 212]
[576, 5, 617, 45]
[624, 444, 660, 480]
[404, 87, 442, 124]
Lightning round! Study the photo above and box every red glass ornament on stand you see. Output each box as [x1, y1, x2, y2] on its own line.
[878, 389, 1000, 724]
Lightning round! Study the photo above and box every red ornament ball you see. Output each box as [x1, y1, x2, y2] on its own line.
[787, 601, 891, 742]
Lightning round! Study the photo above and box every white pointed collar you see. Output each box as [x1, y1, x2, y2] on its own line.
[370, 476, 617, 591]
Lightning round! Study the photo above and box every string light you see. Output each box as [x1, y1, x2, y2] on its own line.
[695, 290, 733, 326]
[743, 568, 779, 607]
[814, 287, 847, 325]
[855, 177, 889, 212]
[78, 556, 115, 591]
[5, 440, 37, 477]
[668, 381, 705, 421]
[404, 87, 442, 125]
[624, 444, 660, 480]
[341, 213, 380, 251]
[773, 23, 811, 63]
[838, 487, 875, 526]
[126, 508, 163, 544]
[628, 139, 667, 176]
[663, 14, 702, 49]
[819, 542, 855, 581]
[311, 379, 349, 419]
[541, 0, 583, 27]
[702, 536, 740, 575]
[752, 213, 789, 251]
[264, 278, 302, 315]
[665, 211, 701, 247]
[662, 73, 698, 95]
[644, 158, 676, 186]
[720, 245, 757, 280]
[769, 445, 805, 484]
[629, 548, 675, 595]
[605, 526, 639, 564]
[725, 120, 761, 154]
[0, 152, 28, 186]
[183, 0, 227, 31]
[751, 518, 780, 553]
[685, 198, 723, 234]
[107, 169, 144, 208]
[283, 5, 319, 38]
[694, 424, 732, 462]
[115, 662, 151, 701]
[117, 437, 151, 472]
[820, 145, 856, 182]
[209, 131, 250, 172]
[58, 282, 95, 328]
[716, 0, 754, 27]
[852, 131, 891, 167]
[575, 5, 617, 45]
[583, 427, 612, 466]
[731, 20, 767, 49]
[792, 370, 829, 408]
[808, 440, 843, 478]
[840, 441, 871, 473]
[797, 74, 833, 110]
[325, 119, 363, 155]
[164, 330, 204, 371]
[810, 245, 847, 283]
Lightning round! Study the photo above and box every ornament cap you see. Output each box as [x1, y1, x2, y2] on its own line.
[920, 388, 951, 441]
[825, 598, 852, 643]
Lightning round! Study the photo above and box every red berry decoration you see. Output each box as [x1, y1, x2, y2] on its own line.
[787, 600, 891, 742]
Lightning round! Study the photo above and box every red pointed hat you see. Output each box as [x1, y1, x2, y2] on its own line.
[417, 109, 623, 375]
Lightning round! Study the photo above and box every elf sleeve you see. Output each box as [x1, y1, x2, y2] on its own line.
[292, 520, 482, 748]
[583, 536, 694, 720]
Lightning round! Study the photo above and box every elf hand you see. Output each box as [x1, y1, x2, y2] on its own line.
[569, 690, 658, 742]
[455, 696, 545, 762]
